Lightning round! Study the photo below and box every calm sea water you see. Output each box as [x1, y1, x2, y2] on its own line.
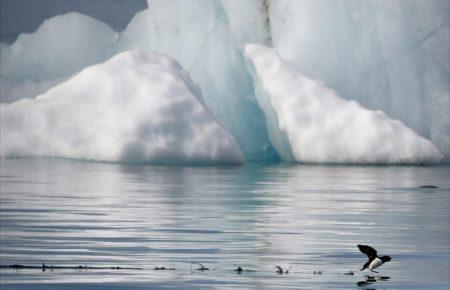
[0, 159, 449, 290]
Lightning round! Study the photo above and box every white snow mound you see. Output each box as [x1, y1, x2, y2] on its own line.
[0, 50, 245, 165]
[244, 44, 443, 164]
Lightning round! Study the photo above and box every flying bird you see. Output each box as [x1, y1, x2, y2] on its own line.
[357, 244, 391, 273]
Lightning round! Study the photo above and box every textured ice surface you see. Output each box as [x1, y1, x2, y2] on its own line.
[0, 12, 118, 102]
[1, 0, 449, 162]
[268, 0, 450, 158]
[245, 44, 444, 164]
[1, 1, 278, 161]
[0, 50, 245, 165]
[117, 0, 278, 161]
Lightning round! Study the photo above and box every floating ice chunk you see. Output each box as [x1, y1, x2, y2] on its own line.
[0, 12, 118, 102]
[245, 44, 443, 164]
[0, 50, 245, 165]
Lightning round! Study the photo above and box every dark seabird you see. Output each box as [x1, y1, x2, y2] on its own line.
[234, 266, 243, 273]
[419, 185, 439, 189]
[358, 244, 391, 273]
[196, 264, 210, 271]
[275, 265, 289, 274]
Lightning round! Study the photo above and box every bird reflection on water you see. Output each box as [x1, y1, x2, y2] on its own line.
[357, 275, 391, 289]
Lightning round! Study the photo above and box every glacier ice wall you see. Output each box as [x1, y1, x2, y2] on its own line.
[245, 44, 443, 163]
[0, 12, 118, 102]
[1, 0, 449, 162]
[0, 50, 245, 165]
[1, 0, 278, 161]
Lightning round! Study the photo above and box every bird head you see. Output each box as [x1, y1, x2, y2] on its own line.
[381, 256, 392, 263]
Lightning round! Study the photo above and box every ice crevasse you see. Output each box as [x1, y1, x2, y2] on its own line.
[0, 50, 245, 165]
[244, 44, 444, 164]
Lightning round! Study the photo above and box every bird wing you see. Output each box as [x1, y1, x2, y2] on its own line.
[361, 260, 371, 270]
[358, 244, 377, 258]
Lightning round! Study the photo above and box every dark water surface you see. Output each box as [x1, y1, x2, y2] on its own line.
[1, 159, 449, 289]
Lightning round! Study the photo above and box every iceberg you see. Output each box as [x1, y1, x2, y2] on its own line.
[0, 2, 278, 161]
[267, 0, 450, 158]
[1, 12, 118, 102]
[0, 50, 245, 165]
[1, 0, 448, 163]
[245, 44, 444, 164]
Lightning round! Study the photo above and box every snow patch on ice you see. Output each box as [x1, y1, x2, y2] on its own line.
[0, 50, 245, 165]
[244, 44, 444, 164]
